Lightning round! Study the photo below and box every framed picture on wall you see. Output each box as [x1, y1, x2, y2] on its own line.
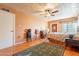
[52, 24, 57, 32]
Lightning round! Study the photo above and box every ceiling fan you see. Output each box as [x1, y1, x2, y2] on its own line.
[31, 3, 59, 17]
[44, 8, 59, 16]
[32, 8, 59, 17]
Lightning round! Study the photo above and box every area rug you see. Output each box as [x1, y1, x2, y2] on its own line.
[14, 42, 65, 56]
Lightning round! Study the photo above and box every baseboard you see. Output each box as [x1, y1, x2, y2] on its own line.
[15, 38, 34, 45]
[15, 41, 26, 45]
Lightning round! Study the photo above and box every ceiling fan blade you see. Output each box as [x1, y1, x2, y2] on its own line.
[51, 14, 55, 16]
[52, 10, 59, 13]
[50, 10, 59, 16]
[32, 10, 44, 13]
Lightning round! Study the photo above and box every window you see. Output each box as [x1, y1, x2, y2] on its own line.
[77, 26, 79, 32]
[62, 22, 77, 34]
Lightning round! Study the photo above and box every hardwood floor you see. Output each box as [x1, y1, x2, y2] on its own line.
[0, 39, 45, 56]
[49, 40, 79, 56]
[64, 47, 79, 56]
[0, 39, 79, 56]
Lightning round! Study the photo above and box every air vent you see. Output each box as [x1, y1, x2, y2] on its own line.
[1, 8, 10, 12]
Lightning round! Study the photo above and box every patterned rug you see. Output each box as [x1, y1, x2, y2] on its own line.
[14, 42, 64, 56]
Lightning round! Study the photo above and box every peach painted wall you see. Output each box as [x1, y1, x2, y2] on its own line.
[0, 4, 19, 43]
[48, 20, 61, 32]
[0, 4, 47, 44]
[15, 15, 48, 44]
[16, 15, 47, 43]
[48, 17, 77, 32]
[0, 4, 28, 43]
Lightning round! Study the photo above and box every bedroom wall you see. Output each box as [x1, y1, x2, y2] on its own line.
[48, 17, 77, 32]
[48, 20, 61, 32]
[16, 15, 47, 43]
[15, 15, 48, 44]
[0, 4, 47, 44]
[0, 4, 78, 44]
[0, 4, 26, 43]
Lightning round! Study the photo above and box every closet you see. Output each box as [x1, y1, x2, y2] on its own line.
[0, 10, 15, 55]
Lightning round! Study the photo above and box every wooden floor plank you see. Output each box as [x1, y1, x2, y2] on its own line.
[0, 39, 79, 56]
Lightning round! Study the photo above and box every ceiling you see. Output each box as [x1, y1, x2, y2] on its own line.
[3, 3, 60, 14]
[1, 3, 79, 18]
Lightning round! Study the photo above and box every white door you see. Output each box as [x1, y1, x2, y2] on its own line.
[0, 10, 15, 50]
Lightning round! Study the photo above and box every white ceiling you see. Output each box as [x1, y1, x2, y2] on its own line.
[1, 3, 79, 19]
[4, 3, 60, 14]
